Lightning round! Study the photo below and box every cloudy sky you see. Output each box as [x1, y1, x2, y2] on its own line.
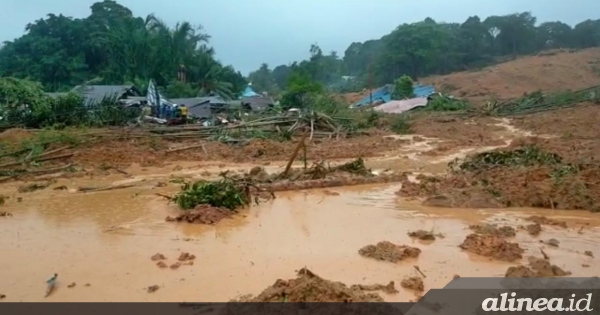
[0, 0, 598, 75]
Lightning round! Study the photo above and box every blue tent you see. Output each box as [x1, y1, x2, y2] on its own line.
[242, 85, 259, 97]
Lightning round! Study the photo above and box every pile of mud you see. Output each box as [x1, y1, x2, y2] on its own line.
[469, 224, 516, 237]
[358, 241, 421, 263]
[236, 268, 386, 302]
[505, 257, 571, 277]
[459, 234, 524, 262]
[398, 142, 600, 212]
[165, 204, 232, 225]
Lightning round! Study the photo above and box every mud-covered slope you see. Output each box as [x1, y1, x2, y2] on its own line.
[422, 48, 600, 105]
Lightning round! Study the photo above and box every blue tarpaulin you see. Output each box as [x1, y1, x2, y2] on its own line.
[242, 85, 259, 97]
[354, 84, 435, 107]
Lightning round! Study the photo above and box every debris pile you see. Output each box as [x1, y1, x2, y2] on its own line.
[166, 204, 233, 225]
[469, 224, 516, 237]
[397, 144, 600, 212]
[522, 223, 542, 236]
[350, 282, 399, 294]
[526, 216, 567, 228]
[407, 230, 436, 241]
[358, 241, 421, 263]
[505, 257, 571, 277]
[149, 110, 353, 141]
[459, 234, 524, 262]
[400, 277, 424, 292]
[235, 268, 385, 302]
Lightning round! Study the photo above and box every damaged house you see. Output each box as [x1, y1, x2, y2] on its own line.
[240, 84, 274, 112]
[47, 85, 143, 107]
[170, 96, 229, 119]
[241, 96, 275, 112]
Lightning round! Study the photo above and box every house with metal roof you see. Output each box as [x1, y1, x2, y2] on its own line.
[70, 85, 142, 106]
[169, 96, 229, 119]
[241, 96, 274, 112]
[353, 84, 435, 108]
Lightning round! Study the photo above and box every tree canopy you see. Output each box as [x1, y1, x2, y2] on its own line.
[248, 13, 600, 93]
[0, 0, 247, 98]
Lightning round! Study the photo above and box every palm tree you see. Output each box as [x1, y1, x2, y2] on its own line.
[145, 14, 211, 73]
[191, 55, 234, 100]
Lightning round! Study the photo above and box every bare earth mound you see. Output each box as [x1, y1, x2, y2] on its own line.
[505, 257, 571, 277]
[469, 224, 516, 238]
[358, 241, 421, 263]
[422, 48, 600, 105]
[165, 204, 232, 225]
[238, 268, 384, 302]
[459, 234, 524, 262]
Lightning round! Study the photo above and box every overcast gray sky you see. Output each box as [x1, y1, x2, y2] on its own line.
[1, 0, 598, 75]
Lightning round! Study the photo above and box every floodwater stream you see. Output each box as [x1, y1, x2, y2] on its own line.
[1, 119, 599, 302]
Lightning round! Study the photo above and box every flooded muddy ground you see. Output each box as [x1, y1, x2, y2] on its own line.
[1, 113, 599, 302]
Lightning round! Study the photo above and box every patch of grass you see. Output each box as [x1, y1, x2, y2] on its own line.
[425, 96, 469, 112]
[389, 115, 411, 134]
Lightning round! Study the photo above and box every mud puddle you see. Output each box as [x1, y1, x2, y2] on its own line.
[1, 177, 599, 302]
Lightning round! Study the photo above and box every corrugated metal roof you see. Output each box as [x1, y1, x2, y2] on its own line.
[241, 96, 274, 111]
[353, 84, 435, 107]
[373, 97, 428, 114]
[73, 85, 139, 106]
[169, 96, 227, 107]
[354, 85, 393, 107]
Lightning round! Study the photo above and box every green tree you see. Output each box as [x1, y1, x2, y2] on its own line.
[279, 69, 323, 110]
[392, 75, 415, 100]
[0, 0, 246, 97]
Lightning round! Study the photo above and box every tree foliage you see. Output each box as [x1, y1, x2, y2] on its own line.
[392, 75, 414, 100]
[279, 69, 323, 110]
[248, 12, 600, 92]
[0, 77, 137, 128]
[0, 0, 247, 98]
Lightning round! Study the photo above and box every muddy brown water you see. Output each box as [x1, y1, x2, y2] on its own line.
[1, 120, 599, 302]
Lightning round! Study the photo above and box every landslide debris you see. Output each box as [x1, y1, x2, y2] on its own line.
[459, 234, 524, 262]
[350, 282, 399, 294]
[151, 253, 166, 261]
[166, 204, 233, 225]
[358, 241, 421, 263]
[165, 159, 408, 225]
[526, 215, 567, 228]
[523, 223, 542, 236]
[400, 277, 424, 292]
[235, 268, 385, 302]
[408, 230, 436, 241]
[469, 224, 516, 237]
[505, 257, 571, 277]
[397, 143, 600, 212]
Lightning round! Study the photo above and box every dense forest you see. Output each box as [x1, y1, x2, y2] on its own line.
[2, 2, 600, 100]
[0, 0, 247, 99]
[248, 13, 600, 95]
